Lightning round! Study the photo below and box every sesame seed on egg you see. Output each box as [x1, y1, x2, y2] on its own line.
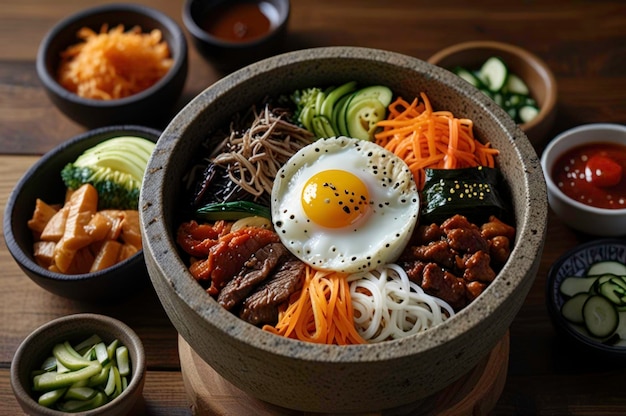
[271, 136, 420, 274]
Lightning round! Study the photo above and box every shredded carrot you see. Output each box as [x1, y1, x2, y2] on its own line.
[375, 92, 499, 189]
[263, 266, 366, 345]
[57, 24, 173, 100]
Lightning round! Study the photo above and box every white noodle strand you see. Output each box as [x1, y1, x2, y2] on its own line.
[347, 264, 455, 342]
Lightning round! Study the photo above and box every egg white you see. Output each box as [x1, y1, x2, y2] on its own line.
[271, 136, 420, 273]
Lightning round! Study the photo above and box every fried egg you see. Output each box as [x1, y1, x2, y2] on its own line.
[271, 136, 420, 273]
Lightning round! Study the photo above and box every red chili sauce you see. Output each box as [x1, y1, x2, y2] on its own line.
[551, 142, 626, 209]
[200, 1, 273, 42]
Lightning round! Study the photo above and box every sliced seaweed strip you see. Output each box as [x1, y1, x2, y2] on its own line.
[420, 166, 510, 225]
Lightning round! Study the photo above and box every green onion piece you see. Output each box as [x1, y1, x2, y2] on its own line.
[195, 201, 271, 221]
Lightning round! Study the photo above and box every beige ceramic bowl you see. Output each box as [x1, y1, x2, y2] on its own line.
[428, 40, 557, 145]
[541, 123, 626, 236]
[140, 46, 547, 413]
[11, 313, 146, 416]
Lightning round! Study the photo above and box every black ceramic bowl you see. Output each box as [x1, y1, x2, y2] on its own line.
[11, 313, 146, 416]
[183, 0, 290, 72]
[36, 3, 188, 128]
[3, 125, 160, 303]
[546, 238, 626, 362]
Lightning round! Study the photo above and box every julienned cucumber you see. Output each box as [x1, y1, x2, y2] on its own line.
[452, 57, 539, 125]
[559, 260, 626, 343]
[295, 82, 392, 141]
[32, 334, 131, 411]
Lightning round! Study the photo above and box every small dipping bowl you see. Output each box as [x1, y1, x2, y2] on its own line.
[183, 0, 290, 72]
[541, 123, 626, 237]
[11, 313, 146, 416]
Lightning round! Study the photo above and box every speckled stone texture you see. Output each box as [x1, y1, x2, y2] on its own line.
[140, 46, 548, 413]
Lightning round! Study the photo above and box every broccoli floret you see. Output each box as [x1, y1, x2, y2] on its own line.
[61, 163, 141, 210]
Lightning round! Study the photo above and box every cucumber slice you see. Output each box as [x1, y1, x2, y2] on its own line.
[33, 363, 102, 391]
[561, 292, 589, 324]
[64, 386, 97, 401]
[518, 105, 539, 123]
[587, 260, 626, 277]
[116, 346, 131, 377]
[505, 73, 530, 95]
[611, 275, 626, 291]
[478, 57, 508, 92]
[37, 388, 67, 408]
[53, 343, 92, 370]
[454, 67, 483, 88]
[560, 276, 598, 297]
[583, 295, 619, 338]
[599, 280, 626, 306]
[56, 392, 107, 413]
[615, 311, 626, 339]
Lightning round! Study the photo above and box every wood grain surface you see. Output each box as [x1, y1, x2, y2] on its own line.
[1, 1, 626, 415]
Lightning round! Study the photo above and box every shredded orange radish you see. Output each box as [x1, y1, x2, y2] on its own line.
[57, 24, 173, 100]
[263, 266, 366, 345]
[375, 93, 499, 189]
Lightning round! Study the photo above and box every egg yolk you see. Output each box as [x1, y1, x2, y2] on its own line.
[301, 169, 370, 228]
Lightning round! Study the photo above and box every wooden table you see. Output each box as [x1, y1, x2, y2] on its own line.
[1, 1, 625, 414]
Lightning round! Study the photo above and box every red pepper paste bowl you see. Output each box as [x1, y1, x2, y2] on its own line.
[541, 123, 626, 237]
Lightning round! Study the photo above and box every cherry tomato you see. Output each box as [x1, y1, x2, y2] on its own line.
[585, 155, 623, 188]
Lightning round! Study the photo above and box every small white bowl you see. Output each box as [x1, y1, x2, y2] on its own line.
[541, 123, 626, 236]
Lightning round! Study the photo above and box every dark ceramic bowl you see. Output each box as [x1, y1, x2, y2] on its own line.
[36, 3, 188, 128]
[3, 125, 160, 303]
[546, 239, 626, 362]
[183, 0, 290, 72]
[140, 46, 548, 413]
[11, 313, 146, 416]
[428, 40, 557, 146]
